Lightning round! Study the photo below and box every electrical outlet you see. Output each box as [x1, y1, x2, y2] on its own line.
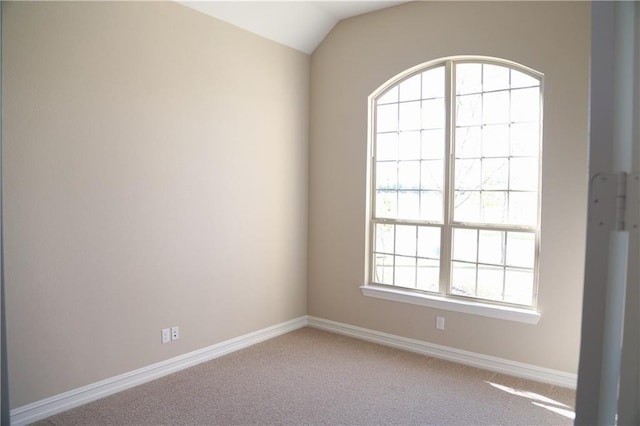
[161, 328, 171, 344]
[171, 326, 179, 341]
[436, 316, 445, 331]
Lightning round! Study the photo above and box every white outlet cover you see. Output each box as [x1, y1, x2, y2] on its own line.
[171, 326, 179, 340]
[436, 316, 445, 330]
[161, 328, 171, 344]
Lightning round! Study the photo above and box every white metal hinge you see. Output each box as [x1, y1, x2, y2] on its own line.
[590, 172, 640, 231]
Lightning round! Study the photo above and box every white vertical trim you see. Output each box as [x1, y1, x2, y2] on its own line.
[576, 2, 639, 424]
[598, 231, 628, 425]
[617, 2, 640, 425]
[441, 60, 453, 295]
[575, 3, 616, 422]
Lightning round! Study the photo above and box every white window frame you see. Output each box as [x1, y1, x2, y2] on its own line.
[362, 56, 543, 324]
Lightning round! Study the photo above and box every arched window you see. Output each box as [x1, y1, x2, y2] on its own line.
[367, 57, 542, 311]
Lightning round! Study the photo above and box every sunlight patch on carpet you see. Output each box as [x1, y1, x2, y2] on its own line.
[486, 381, 575, 420]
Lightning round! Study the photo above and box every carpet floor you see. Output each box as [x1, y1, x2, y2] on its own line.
[36, 327, 576, 425]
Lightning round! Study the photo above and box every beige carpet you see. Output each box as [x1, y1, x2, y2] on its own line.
[36, 327, 575, 425]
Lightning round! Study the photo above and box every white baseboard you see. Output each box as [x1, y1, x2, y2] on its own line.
[12, 315, 577, 425]
[307, 316, 577, 390]
[10, 316, 307, 426]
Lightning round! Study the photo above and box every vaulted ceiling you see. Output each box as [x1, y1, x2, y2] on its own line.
[178, 1, 408, 54]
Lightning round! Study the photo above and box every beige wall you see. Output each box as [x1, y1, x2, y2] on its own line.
[3, 0, 591, 411]
[308, 1, 590, 373]
[3, 1, 309, 407]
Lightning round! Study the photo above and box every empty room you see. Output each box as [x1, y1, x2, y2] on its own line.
[1, 1, 638, 425]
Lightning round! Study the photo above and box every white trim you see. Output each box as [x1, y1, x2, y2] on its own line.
[307, 316, 576, 389]
[12, 314, 575, 425]
[10, 316, 307, 426]
[361, 285, 541, 324]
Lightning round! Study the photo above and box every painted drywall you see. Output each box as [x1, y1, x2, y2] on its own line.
[0, 3, 9, 422]
[308, 1, 590, 374]
[3, 1, 308, 408]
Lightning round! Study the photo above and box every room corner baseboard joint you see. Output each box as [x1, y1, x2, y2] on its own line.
[11, 315, 576, 425]
[10, 316, 308, 426]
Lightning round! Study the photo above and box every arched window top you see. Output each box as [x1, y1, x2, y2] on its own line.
[371, 56, 542, 103]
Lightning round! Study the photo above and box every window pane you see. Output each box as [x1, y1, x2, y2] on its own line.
[508, 192, 537, 225]
[454, 191, 481, 222]
[371, 60, 541, 309]
[395, 256, 416, 288]
[417, 226, 440, 259]
[399, 101, 421, 131]
[399, 74, 421, 102]
[375, 224, 395, 255]
[396, 225, 417, 256]
[456, 63, 482, 94]
[511, 69, 539, 89]
[455, 159, 481, 190]
[422, 129, 445, 159]
[377, 104, 398, 132]
[477, 265, 504, 301]
[422, 98, 445, 129]
[482, 158, 509, 190]
[510, 157, 538, 191]
[398, 161, 420, 189]
[451, 261, 476, 296]
[376, 132, 398, 161]
[504, 268, 534, 305]
[453, 228, 477, 262]
[482, 125, 509, 158]
[417, 258, 439, 292]
[478, 230, 505, 265]
[376, 161, 397, 190]
[481, 191, 507, 224]
[456, 94, 482, 126]
[399, 131, 421, 160]
[483, 64, 510, 92]
[376, 190, 397, 218]
[511, 87, 540, 123]
[506, 232, 535, 268]
[511, 123, 540, 157]
[422, 66, 445, 99]
[373, 254, 394, 285]
[421, 160, 443, 190]
[420, 191, 443, 222]
[455, 126, 481, 158]
[483, 91, 509, 124]
[398, 190, 420, 219]
[377, 86, 398, 104]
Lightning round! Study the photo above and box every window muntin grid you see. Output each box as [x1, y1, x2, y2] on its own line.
[375, 66, 447, 223]
[370, 58, 542, 308]
[453, 63, 541, 227]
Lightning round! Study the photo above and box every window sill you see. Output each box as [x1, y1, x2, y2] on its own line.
[360, 285, 541, 325]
